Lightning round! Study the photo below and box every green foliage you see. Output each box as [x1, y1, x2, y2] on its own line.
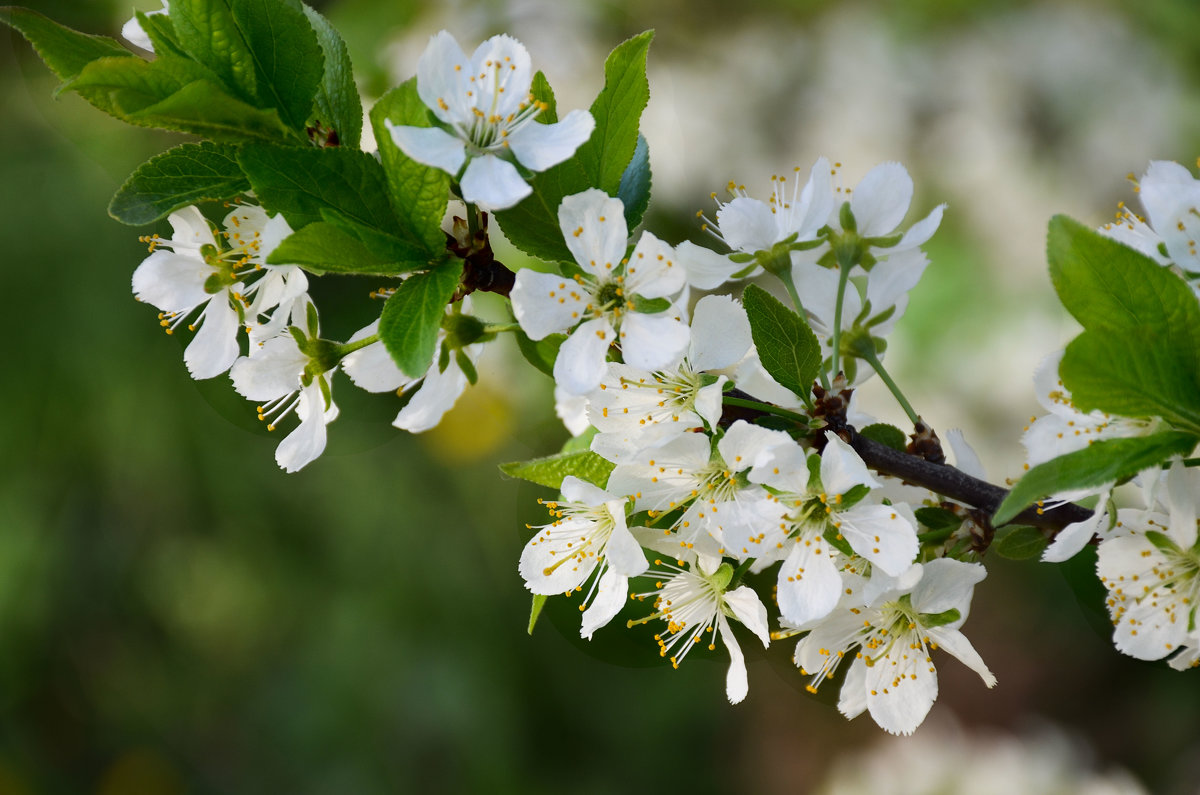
[499, 450, 616, 490]
[229, 0, 324, 131]
[303, 3, 362, 147]
[170, 0, 257, 101]
[378, 260, 463, 378]
[994, 431, 1198, 525]
[1048, 215, 1200, 435]
[918, 607, 961, 628]
[496, 31, 655, 263]
[527, 594, 548, 635]
[369, 79, 452, 255]
[515, 331, 566, 378]
[990, 524, 1048, 560]
[0, 6, 132, 87]
[617, 134, 652, 231]
[109, 142, 250, 225]
[267, 222, 417, 275]
[859, 422, 907, 452]
[914, 506, 962, 532]
[742, 284, 820, 403]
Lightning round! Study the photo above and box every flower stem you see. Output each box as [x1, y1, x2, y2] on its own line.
[829, 261, 852, 383]
[728, 557, 756, 589]
[723, 395, 811, 421]
[333, 333, 379, 358]
[483, 322, 522, 334]
[859, 347, 921, 426]
[467, 202, 481, 239]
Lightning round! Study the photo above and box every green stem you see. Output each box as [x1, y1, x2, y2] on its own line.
[723, 395, 811, 421]
[728, 557, 756, 589]
[830, 261, 852, 383]
[333, 333, 379, 358]
[860, 348, 920, 426]
[466, 201, 481, 239]
[482, 322, 522, 334]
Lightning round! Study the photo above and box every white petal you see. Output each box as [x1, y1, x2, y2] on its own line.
[776, 541, 843, 626]
[625, 232, 685, 299]
[229, 336, 306, 401]
[508, 109, 595, 171]
[724, 585, 770, 647]
[510, 268, 588, 340]
[184, 296, 241, 379]
[619, 312, 689, 373]
[131, 250, 211, 312]
[837, 504, 918, 577]
[559, 189, 628, 279]
[894, 203, 945, 251]
[469, 34, 532, 119]
[604, 519, 649, 578]
[864, 247, 927, 321]
[820, 431, 879, 495]
[167, 206, 216, 248]
[719, 420, 793, 472]
[559, 476, 612, 506]
[386, 122, 466, 174]
[927, 627, 996, 688]
[554, 385, 591, 436]
[836, 658, 869, 720]
[121, 12, 155, 52]
[580, 568, 627, 639]
[694, 378, 727, 430]
[1041, 507, 1103, 563]
[275, 384, 330, 472]
[416, 31, 472, 124]
[394, 350, 471, 432]
[717, 197, 778, 252]
[946, 428, 986, 481]
[910, 558, 986, 619]
[851, 162, 912, 237]
[676, 240, 741, 290]
[1166, 460, 1198, 549]
[554, 318, 614, 395]
[865, 649, 937, 735]
[342, 321, 410, 393]
[460, 154, 531, 211]
[718, 615, 750, 704]
[688, 295, 751, 371]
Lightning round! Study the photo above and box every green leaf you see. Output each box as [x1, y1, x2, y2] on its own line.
[127, 77, 292, 141]
[499, 450, 615, 490]
[994, 431, 1198, 525]
[515, 331, 566, 378]
[369, 79, 451, 255]
[134, 10, 188, 58]
[493, 161, 587, 263]
[529, 71, 557, 123]
[65, 53, 206, 112]
[302, 3, 362, 147]
[109, 142, 249, 225]
[859, 423, 906, 452]
[230, 0, 323, 131]
[0, 6, 132, 85]
[1048, 215, 1200, 434]
[617, 134, 651, 231]
[170, 0, 258, 102]
[319, 209, 432, 265]
[575, 30, 653, 193]
[914, 506, 962, 532]
[990, 525, 1048, 560]
[238, 144, 402, 233]
[267, 222, 416, 275]
[527, 594, 548, 635]
[742, 284, 820, 402]
[918, 608, 961, 629]
[378, 260, 463, 378]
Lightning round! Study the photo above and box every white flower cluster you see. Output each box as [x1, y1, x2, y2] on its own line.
[514, 165, 998, 734]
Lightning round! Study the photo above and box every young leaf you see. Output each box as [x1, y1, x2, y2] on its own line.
[617, 134, 651, 231]
[238, 144, 403, 234]
[529, 71, 557, 123]
[109, 142, 250, 225]
[170, 0, 258, 102]
[127, 77, 293, 142]
[134, 10, 187, 58]
[302, 3, 362, 147]
[378, 260, 463, 378]
[267, 222, 417, 276]
[0, 7, 133, 86]
[575, 30, 653, 193]
[993, 431, 1198, 525]
[515, 331, 566, 378]
[1048, 215, 1200, 434]
[499, 450, 616, 490]
[858, 423, 906, 452]
[990, 525, 1048, 561]
[742, 283, 820, 402]
[230, 0, 323, 132]
[369, 79, 451, 255]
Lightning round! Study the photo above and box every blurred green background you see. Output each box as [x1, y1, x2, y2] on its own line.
[3, 0, 1200, 792]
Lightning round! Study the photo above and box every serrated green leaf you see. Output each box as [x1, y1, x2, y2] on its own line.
[575, 30, 653, 193]
[267, 221, 415, 275]
[369, 79, 451, 255]
[914, 506, 962, 532]
[499, 450, 615, 490]
[529, 71, 557, 123]
[515, 330, 566, 378]
[230, 0, 323, 131]
[994, 431, 1198, 525]
[319, 209, 431, 265]
[742, 284, 820, 403]
[65, 53, 209, 113]
[990, 524, 1048, 560]
[618, 133, 651, 230]
[379, 260, 463, 378]
[109, 141, 249, 225]
[134, 10, 187, 58]
[859, 423, 906, 452]
[170, 0, 258, 102]
[1048, 215, 1200, 434]
[302, 3, 361, 147]
[238, 144, 402, 232]
[127, 77, 293, 141]
[0, 6, 133, 85]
